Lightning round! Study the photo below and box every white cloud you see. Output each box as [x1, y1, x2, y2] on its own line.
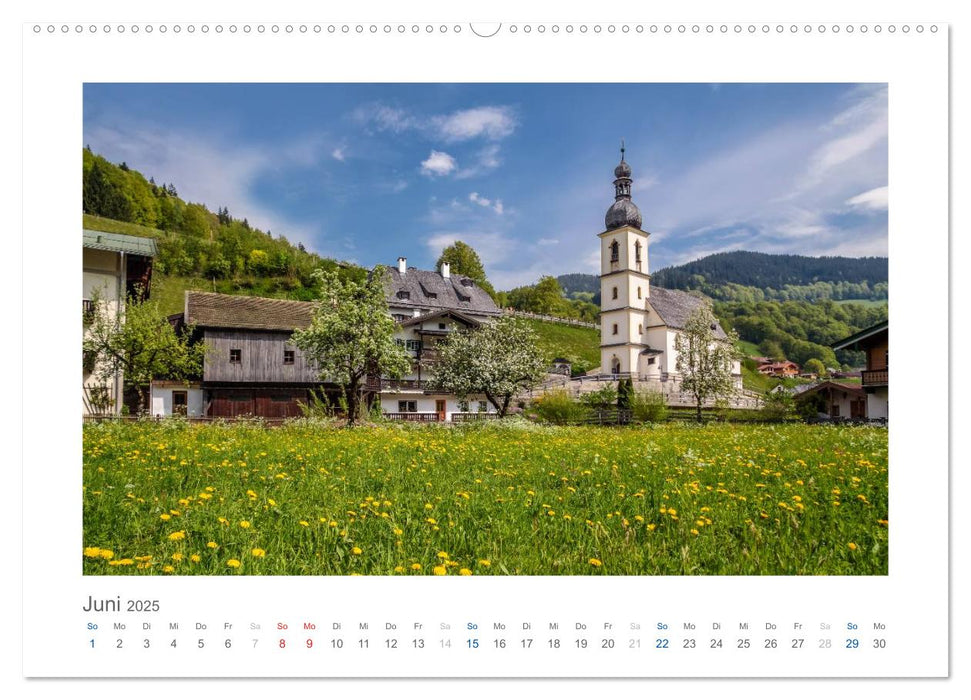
[420, 150, 457, 177]
[469, 191, 505, 214]
[331, 147, 346, 161]
[432, 106, 516, 142]
[846, 186, 889, 211]
[354, 103, 517, 143]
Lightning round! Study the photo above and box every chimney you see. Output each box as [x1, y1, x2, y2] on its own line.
[440, 261, 451, 279]
[397, 256, 407, 274]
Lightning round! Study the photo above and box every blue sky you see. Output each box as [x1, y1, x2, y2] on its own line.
[83, 83, 888, 289]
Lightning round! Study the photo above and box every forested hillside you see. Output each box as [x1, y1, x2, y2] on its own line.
[651, 251, 888, 302]
[82, 148, 365, 312]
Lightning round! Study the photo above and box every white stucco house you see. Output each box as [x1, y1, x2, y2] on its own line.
[82, 229, 157, 416]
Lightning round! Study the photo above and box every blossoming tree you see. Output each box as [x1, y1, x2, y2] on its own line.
[432, 316, 548, 418]
[675, 304, 740, 421]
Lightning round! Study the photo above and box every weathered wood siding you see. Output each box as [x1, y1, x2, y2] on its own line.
[203, 330, 320, 383]
[207, 387, 310, 418]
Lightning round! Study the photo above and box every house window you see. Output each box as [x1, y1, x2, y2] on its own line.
[283, 349, 295, 365]
[426, 292, 437, 299]
[397, 291, 410, 300]
[612, 287, 618, 300]
[398, 400, 417, 413]
[406, 339, 421, 352]
[610, 240, 619, 262]
[230, 349, 241, 364]
[458, 400, 470, 412]
[392, 314, 409, 322]
[478, 400, 488, 412]
[612, 323, 619, 335]
[172, 391, 188, 415]
[438, 322, 447, 330]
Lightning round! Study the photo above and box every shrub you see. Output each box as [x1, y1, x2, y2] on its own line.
[630, 389, 668, 422]
[580, 383, 618, 410]
[760, 391, 795, 421]
[532, 389, 587, 425]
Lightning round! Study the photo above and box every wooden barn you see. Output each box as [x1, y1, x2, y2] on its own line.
[155, 292, 330, 419]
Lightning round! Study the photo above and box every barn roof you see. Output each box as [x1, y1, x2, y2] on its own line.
[648, 287, 728, 339]
[184, 291, 313, 331]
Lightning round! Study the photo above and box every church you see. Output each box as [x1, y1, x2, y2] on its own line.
[595, 146, 742, 391]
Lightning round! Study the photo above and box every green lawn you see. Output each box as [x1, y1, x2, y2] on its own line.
[83, 420, 888, 576]
[521, 318, 601, 372]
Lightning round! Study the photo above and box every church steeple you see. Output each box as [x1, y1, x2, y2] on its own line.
[605, 141, 643, 230]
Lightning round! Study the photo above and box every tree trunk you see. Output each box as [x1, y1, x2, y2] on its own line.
[345, 381, 359, 426]
[696, 396, 703, 422]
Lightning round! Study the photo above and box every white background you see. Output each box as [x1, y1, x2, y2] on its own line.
[9, 0, 968, 697]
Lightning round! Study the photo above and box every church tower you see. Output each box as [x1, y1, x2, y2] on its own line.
[599, 143, 652, 377]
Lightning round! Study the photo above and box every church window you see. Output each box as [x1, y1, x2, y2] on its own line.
[637, 286, 642, 299]
[648, 357, 656, 365]
[635, 241, 642, 263]
[612, 287, 618, 300]
[610, 240, 619, 262]
[638, 324, 643, 334]
[612, 323, 618, 335]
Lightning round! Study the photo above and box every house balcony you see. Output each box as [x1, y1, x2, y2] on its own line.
[861, 369, 888, 387]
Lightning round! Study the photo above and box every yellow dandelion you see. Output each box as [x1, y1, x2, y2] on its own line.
[239, 521, 251, 528]
[251, 548, 266, 557]
[478, 559, 491, 567]
[171, 553, 183, 562]
[459, 568, 472, 576]
[207, 541, 218, 549]
[299, 520, 310, 527]
[690, 529, 700, 535]
[589, 558, 603, 567]
[159, 514, 171, 521]
[83, 547, 101, 558]
[437, 551, 448, 559]
[351, 546, 362, 555]
[394, 566, 405, 573]
[411, 563, 422, 571]
[227, 559, 242, 568]
[848, 543, 858, 551]
[433, 565, 447, 576]
[329, 521, 338, 528]
[190, 554, 201, 563]
[168, 531, 186, 541]
[162, 565, 175, 573]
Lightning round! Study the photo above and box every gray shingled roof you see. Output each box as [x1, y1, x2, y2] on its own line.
[83, 229, 158, 257]
[648, 287, 728, 339]
[185, 292, 313, 331]
[383, 268, 500, 316]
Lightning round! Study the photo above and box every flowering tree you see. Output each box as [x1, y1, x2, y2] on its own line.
[82, 288, 204, 414]
[675, 304, 740, 421]
[432, 317, 548, 417]
[291, 266, 410, 425]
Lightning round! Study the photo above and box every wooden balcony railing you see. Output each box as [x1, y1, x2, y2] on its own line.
[383, 412, 440, 422]
[861, 369, 888, 386]
[364, 378, 429, 391]
[451, 412, 499, 423]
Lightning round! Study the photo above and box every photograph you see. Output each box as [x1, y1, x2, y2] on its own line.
[81, 83, 889, 576]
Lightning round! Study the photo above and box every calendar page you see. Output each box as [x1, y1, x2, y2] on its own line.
[18, 0, 957, 692]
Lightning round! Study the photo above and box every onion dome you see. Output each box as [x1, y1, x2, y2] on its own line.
[605, 140, 643, 231]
